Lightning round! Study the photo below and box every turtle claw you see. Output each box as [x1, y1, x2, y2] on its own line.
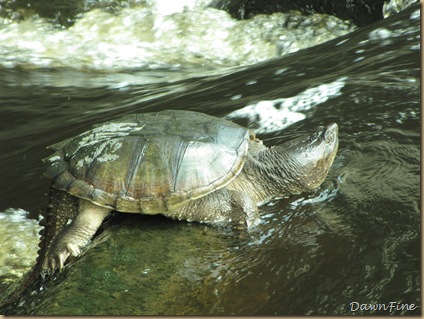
[52, 244, 80, 272]
[67, 243, 81, 257]
[41, 238, 87, 272]
[58, 252, 69, 271]
[44, 243, 75, 272]
[49, 257, 56, 271]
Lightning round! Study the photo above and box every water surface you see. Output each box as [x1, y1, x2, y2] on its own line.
[0, 2, 420, 315]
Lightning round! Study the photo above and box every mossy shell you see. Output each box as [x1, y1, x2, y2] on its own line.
[44, 110, 250, 213]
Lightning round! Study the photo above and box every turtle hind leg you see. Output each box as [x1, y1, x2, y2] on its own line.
[43, 197, 112, 271]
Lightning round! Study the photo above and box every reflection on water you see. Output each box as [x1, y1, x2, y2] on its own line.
[0, 1, 420, 316]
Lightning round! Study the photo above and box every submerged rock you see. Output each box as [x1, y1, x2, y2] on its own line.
[1, 214, 282, 315]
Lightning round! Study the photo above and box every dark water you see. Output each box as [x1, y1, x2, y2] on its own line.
[0, 4, 420, 315]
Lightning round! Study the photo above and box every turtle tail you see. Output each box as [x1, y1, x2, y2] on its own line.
[37, 188, 79, 273]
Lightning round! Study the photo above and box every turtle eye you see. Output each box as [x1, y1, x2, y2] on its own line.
[325, 129, 335, 144]
[326, 133, 334, 144]
[249, 133, 256, 141]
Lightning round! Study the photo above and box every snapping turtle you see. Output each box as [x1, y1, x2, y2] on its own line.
[36, 110, 338, 271]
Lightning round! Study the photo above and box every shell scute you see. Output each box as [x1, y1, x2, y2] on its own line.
[44, 110, 249, 213]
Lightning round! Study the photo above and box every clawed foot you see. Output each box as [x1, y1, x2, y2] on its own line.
[40, 199, 111, 273]
[43, 241, 84, 272]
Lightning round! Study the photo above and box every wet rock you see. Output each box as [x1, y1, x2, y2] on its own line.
[1, 214, 261, 315]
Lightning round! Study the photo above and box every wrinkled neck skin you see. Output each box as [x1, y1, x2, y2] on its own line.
[229, 138, 335, 205]
[232, 146, 307, 204]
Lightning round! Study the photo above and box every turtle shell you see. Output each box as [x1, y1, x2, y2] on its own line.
[44, 110, 250, 213]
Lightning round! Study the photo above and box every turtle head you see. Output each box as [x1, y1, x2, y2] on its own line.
[267, 123, 339, 194]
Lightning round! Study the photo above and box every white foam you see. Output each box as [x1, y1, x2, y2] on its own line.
[410, 9, 420, 20]
[369, 28, 392, 41]
[0, 4, 356, 73]
[226, 77, 347, 134]
[0, 208, 41, 280]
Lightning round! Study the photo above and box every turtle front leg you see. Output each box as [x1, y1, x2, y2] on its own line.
[228, 190, 261, 228]
[43, 198, 111, 271]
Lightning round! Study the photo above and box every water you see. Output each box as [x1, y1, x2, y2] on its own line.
[0, 1, 420, 315]
[0, 0, 355, 72]
[0, 208, 41, 295]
